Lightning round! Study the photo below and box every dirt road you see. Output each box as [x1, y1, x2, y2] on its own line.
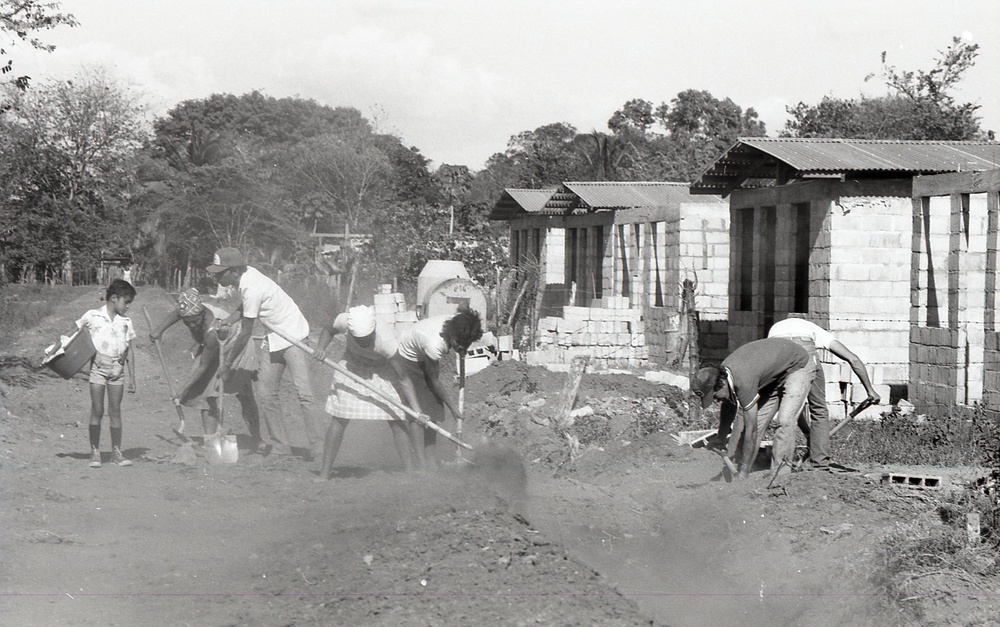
[1, 287, 994, 625]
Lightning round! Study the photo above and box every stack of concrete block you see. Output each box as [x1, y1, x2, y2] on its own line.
[373, 290, 417, 336]
[643, 308, 681, 363]
[529, 304, 648, 370]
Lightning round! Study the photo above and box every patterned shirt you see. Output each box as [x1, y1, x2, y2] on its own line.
[76, 306, 136, 359]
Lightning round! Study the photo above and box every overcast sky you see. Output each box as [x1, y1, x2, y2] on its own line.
[10, 0, 1000, 170]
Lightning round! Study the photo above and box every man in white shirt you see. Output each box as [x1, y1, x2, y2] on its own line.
[767, 317, 880, 466]
[207, 248, 326, 459]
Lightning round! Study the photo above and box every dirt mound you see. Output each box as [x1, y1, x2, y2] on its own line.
[251, 475, 653, 626]
[463, 359, 700, 472]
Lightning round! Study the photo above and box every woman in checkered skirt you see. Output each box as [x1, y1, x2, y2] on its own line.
[313, 306, 414, 478]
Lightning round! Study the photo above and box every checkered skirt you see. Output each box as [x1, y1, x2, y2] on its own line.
[325, 361, 403, 421]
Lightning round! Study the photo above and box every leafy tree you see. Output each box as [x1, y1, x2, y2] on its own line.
[0, 0, 77, 102]
[572, 131, 638, 181]
[650, 89, 766, 180]
[783, 37, 984, 140]
[285, 130, 393, 232]
[601, 91, 765, 181]
[486, 122, 583, 188]
[0, 68, 148, 283]
[608, 98, 654, 137]
[375, 134, 439, 206]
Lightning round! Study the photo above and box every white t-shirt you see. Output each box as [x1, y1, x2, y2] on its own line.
[396, 316, 449, 363]
[332, 313, 398, 368]
[767, 318, 836, 351]
[76, 306, 136, 359]
[239, 266, 309, 352]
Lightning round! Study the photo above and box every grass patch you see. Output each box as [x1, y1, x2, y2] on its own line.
[872, 494, 1000, 623]
[836, 405, 1000, 468]
[0, 285, 91, 352]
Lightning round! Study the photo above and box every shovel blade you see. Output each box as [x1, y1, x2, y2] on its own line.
[205, 434, 239, 465]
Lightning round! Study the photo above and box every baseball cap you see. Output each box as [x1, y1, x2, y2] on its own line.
[206, 248, 245, 274]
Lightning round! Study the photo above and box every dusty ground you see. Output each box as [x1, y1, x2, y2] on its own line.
[1, 286, 998, 626]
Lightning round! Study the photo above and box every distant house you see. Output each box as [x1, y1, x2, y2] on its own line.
[490, 181, 730, 367]
[692, 137, 1000, 413]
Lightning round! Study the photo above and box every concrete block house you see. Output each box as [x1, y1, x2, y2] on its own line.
[909, 168, 1000, 415]
[691, 138, 1000, 416]
[490, 181, 730, 368]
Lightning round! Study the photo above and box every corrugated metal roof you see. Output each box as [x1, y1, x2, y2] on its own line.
[561, 181, 723, 210]
[692, 138, 1000, 196]
[491, 182, 725, 220]
[741, 137, 1000, 173]
[488, 188, 556, 220]
[505, 188, 554, 212]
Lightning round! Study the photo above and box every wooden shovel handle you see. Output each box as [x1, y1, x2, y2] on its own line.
[142, 306, 186, 427]
[262, 321, 474, 451]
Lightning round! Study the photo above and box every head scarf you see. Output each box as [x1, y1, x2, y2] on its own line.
[346, 305, 377, 338]
[177, 288, 204, 319]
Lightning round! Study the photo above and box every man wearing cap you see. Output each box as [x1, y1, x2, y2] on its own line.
[767, 317, 881, 467]
[149, 286, 262, 448]
[690, 337, 815, 480]
[207, 248, 326, 459]
[312, 305, 414, 479]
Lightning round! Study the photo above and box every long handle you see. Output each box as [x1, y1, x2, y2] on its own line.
[457, 352, 466, 452]
[262, 321, 474, 451]
[830, 396, 876, 438]
[142, 306, 187, 433]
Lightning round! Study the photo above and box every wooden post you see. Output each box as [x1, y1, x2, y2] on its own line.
[553, 355, 590, 431]
[679, 278, 701, 423]
[967, 512, 981, 544]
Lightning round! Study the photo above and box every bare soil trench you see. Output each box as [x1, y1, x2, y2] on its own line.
[1, 287, 995, 625]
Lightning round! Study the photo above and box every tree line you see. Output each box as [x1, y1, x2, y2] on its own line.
[0, 0, 988, 296]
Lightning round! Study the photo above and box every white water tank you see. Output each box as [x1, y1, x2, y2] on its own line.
[416, 260, 486, 319]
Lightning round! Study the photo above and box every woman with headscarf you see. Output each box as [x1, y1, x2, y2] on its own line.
[149, 287, 262, 449]
[313, 305, 414, 478]
[391, 307, 483, 469]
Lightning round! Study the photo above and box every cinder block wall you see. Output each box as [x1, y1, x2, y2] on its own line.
[724, 180, 913, 416]
[643, 307, 680, 364]
[678, 203, 729, 317]
[985, 331, 1000, 411]
[826, 196, 912, 386]
[909, 188, 994, 414]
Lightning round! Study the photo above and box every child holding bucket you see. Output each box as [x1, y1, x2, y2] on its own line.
[72, 279, 138, 468]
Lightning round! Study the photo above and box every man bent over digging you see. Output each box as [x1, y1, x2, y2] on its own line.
[690, 337, 815, 481]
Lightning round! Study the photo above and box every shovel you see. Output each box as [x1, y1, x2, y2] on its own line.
[143, 306, 188, 441]
[830, 396, 877, 437]
[456, 350, 466, 461]
[205, 386, 238, 465]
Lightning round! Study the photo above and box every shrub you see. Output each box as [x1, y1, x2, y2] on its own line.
[836, 405, 1000, 468]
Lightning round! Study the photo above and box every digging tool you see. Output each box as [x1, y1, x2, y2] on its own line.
[261, 321, 474, 452]
[205, 384, 238, 465]
[829, 396, 877, 438]
[456, 350, 466, 461]
[143, 306, 188, 441]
